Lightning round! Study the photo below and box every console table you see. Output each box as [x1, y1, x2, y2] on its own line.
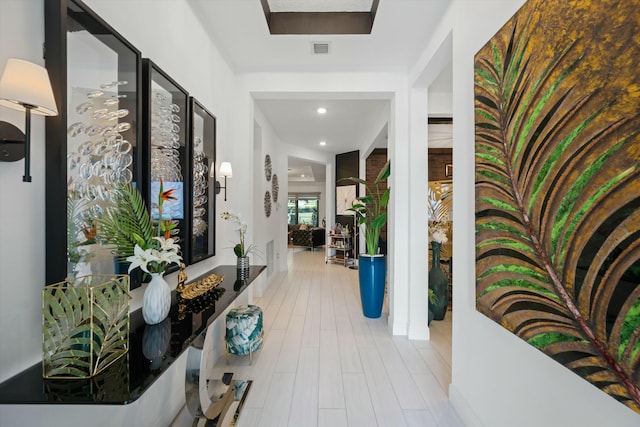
[0, 265, 266, 427]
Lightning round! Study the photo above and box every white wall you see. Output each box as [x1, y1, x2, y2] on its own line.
[252, 105, 287, 274]
[0, 0, 49, 383]
[446, 1, 640, 426]
[427, 90, 452, 117]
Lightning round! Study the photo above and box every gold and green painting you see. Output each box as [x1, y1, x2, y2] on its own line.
[475, 0, 640, 413]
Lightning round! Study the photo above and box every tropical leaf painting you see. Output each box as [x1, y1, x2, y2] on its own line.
[475, 0, 640, 414]
[43, 275, 130, 378]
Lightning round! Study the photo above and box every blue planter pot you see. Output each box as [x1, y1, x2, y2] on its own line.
[358, 255, 386, 318]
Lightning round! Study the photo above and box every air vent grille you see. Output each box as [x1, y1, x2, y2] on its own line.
[312, 42, 330, 54]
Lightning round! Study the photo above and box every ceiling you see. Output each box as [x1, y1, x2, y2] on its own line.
[187, 0, 453, 183]
[288, 156, 327, 183]
[188, 0, 452, 72]
[266, 0, 375, 12]
[254, 98, 389, 153]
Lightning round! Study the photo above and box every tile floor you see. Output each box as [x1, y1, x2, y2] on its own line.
[210, 248, 463, 427]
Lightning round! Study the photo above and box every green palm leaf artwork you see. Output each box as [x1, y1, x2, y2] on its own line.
[475, 0, 640, 414]
[43, 275, 130, 378]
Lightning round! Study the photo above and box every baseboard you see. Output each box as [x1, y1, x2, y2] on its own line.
[449, 383, 485, 427]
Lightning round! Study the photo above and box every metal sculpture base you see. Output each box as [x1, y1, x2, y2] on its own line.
[185, 334, 252, 427]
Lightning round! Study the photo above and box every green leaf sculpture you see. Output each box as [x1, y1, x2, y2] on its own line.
[42, 275, 130, 378]
[475, 4, 640, 414]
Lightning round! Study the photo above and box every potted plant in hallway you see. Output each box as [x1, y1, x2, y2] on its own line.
[220, 210, 258, 273]
[341, 160, 390, 318]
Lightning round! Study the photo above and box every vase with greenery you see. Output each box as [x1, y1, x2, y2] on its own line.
[340, 160, 390, 318]
[428, 227, 449, 321]
[98, 180, 182, 324]
[427, 182, 451, 322]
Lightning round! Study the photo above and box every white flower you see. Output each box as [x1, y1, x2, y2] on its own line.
[430, 226, 448, 244]
[153, 236, 180, 253]
[221, 210, 256, 257]
[126, 237, 182, 274]
[157, 247, 181, 265]
[127, 245, 155, 274]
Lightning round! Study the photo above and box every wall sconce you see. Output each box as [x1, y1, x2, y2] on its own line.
[212, 161, 232, 201]
[0, 58, 58, 182]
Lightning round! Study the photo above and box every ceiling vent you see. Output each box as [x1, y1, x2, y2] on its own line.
[312, 42, 330, 55]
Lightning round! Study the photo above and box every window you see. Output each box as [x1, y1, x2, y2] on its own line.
[288, 194, 319, 226]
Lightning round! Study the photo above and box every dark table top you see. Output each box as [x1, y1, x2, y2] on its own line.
[0, 265, 265, 405]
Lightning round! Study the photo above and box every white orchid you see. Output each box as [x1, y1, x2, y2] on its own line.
[220, 211, 257, 257]
[126, 236, 182, 274]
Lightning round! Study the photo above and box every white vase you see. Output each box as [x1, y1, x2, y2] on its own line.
[142, 318, 171, 370]
[143, 272, 171, 325]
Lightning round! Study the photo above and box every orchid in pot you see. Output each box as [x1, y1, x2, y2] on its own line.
[99, 180, 182, 324]
[220, 211, 258, 271]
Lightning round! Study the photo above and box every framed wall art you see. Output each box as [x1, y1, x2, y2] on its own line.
[475, 0, 640, 413]
[45, 0, 142, 286]
[142, 59, 189, 269]
[188, 98, 216, 263]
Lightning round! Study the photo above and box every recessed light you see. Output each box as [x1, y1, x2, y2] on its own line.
[316, 107, 327, 115]
[320, 141, 326, 146]
[301, 174, 305, 178]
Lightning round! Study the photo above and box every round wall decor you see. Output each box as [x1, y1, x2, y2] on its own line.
[272, 173, 279, 203]
[264, 154, 272, 182]
[264, 191, 272, 217]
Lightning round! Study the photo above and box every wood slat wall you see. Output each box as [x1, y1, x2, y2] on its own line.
[428, 148, 452, 181]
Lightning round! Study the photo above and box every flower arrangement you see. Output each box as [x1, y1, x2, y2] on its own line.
[220, 211, 257, 258]
[98, 179, 182, 274]
[430, 224, 449, 244]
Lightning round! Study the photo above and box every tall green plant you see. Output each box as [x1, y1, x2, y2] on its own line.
[475, 13, 640, 411]
[340, 160, 390, 255]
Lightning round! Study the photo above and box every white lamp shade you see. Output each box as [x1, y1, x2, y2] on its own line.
[0, 58, 58, 116]
[219, 162, 233, 178]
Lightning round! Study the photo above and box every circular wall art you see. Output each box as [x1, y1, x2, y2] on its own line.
[264, 154, 272, 182]
[272, 173, 279, 203]
[264, 191, 272, 217]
